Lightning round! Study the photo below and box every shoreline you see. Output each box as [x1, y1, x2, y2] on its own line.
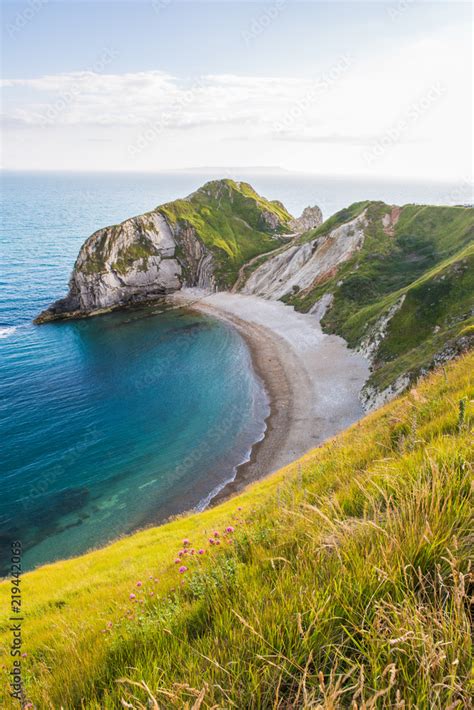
[171, 291, 370, 506]
[18, 291, 369, 573]
[197, 307, 306, 507]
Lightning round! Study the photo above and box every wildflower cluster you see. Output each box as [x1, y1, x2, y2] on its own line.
[101, 508, 245, 635]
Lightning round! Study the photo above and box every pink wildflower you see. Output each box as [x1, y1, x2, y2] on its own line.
[174, 558, 181, 564]
[213, 531, 220, 538]
[179, 565, 188, 574]
[183, 538, 190, 546]
[136, 581, 142, 587]
[198, 548, 205, 555]
[215, 540, 221, 545]
[225, 526, 235, 533]
[209, 538, 215, 545]
[129, 593, 136, 600]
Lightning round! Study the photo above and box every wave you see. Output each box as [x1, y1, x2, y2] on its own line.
[0, 326, 17, 339]
[195, 422, 268, 513]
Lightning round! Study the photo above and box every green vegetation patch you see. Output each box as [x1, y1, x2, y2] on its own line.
[158, 179, 293, 287]
[284, 202, 474, 391]
[1, 354, 472, 708]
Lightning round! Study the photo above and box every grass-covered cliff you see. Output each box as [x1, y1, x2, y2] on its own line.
[272, 202, 473, 404]
[1, 353, 472, 708]
[36, 180, 295, 322]
[159, 179, 293, 287]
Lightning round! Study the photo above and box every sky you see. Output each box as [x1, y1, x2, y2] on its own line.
[0, 0, 472, 179]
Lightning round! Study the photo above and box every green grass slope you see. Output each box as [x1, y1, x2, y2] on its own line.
[1, 354, 472, 708]
[158, 179, 293, 287]
[285, 202, 474, 395]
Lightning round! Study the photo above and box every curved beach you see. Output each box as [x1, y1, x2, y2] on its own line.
[171, 290, 370, 504]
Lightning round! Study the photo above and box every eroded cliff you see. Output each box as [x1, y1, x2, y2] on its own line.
[36, 179, 318, 322]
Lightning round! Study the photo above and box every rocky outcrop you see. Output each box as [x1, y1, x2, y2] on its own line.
[289, 205, 323, 233]
[241, 211, 367, 300]
[361, 331, 474, 411]
[357, 296, 406, 364]
[361, 373, 411, 411]
[36, 212, 215, 322]
[382, 206, 401, 236]
[308, 293, 334, 323]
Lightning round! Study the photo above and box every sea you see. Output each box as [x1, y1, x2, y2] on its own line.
[1, 169, 471, 572]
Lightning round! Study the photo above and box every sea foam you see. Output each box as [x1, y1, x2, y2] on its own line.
[0, 326, 17, 339]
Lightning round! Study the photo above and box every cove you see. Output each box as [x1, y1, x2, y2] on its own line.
[0, 304, 268, 573]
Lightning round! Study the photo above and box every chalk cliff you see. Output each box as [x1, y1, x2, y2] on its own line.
[35, 183, 473, 414]
[36, 179, 318, 322]
[242, 210, 367, 300]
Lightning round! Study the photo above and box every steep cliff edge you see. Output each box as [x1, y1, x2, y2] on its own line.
[242, 207, 367, 299]
[36, 179, 320, 323]
[35, 182, 472, 414]
[240, 200, 474, 408]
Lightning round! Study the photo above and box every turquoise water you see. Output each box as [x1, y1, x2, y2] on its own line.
[0, 305, 267, 572]
[1, 170, 470, 572]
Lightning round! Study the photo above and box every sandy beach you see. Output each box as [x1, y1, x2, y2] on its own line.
[170, 290, 370, 504]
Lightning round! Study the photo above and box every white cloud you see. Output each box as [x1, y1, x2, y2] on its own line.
[1, 71, 333, 128]
[1, 26, 471, 179]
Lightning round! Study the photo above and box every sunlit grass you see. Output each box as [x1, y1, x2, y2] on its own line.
[0, 353, 472, 708]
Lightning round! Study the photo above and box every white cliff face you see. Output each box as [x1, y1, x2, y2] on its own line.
[68, 212, 185, 311]
[361, 374, 411, 412]
[308, 293, 334, 323]
[44, 209, 220, 318]
[356, 295, 409, 410]
[242, 211, 367, 300]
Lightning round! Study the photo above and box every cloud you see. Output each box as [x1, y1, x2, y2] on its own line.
[1, 25, 471, 179]
[273, 132, 424, 146]
[0, 71, 343, 129]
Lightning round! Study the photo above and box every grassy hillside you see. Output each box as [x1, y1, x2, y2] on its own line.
[1, 354, 472, 708]
[284, 202, 474, 396]
[159, 179, 293, 287]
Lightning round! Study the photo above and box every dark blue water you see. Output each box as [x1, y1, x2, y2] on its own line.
[1, 170, 470, 571]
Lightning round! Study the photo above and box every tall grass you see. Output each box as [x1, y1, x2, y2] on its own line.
[0, 353, 472, 708]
